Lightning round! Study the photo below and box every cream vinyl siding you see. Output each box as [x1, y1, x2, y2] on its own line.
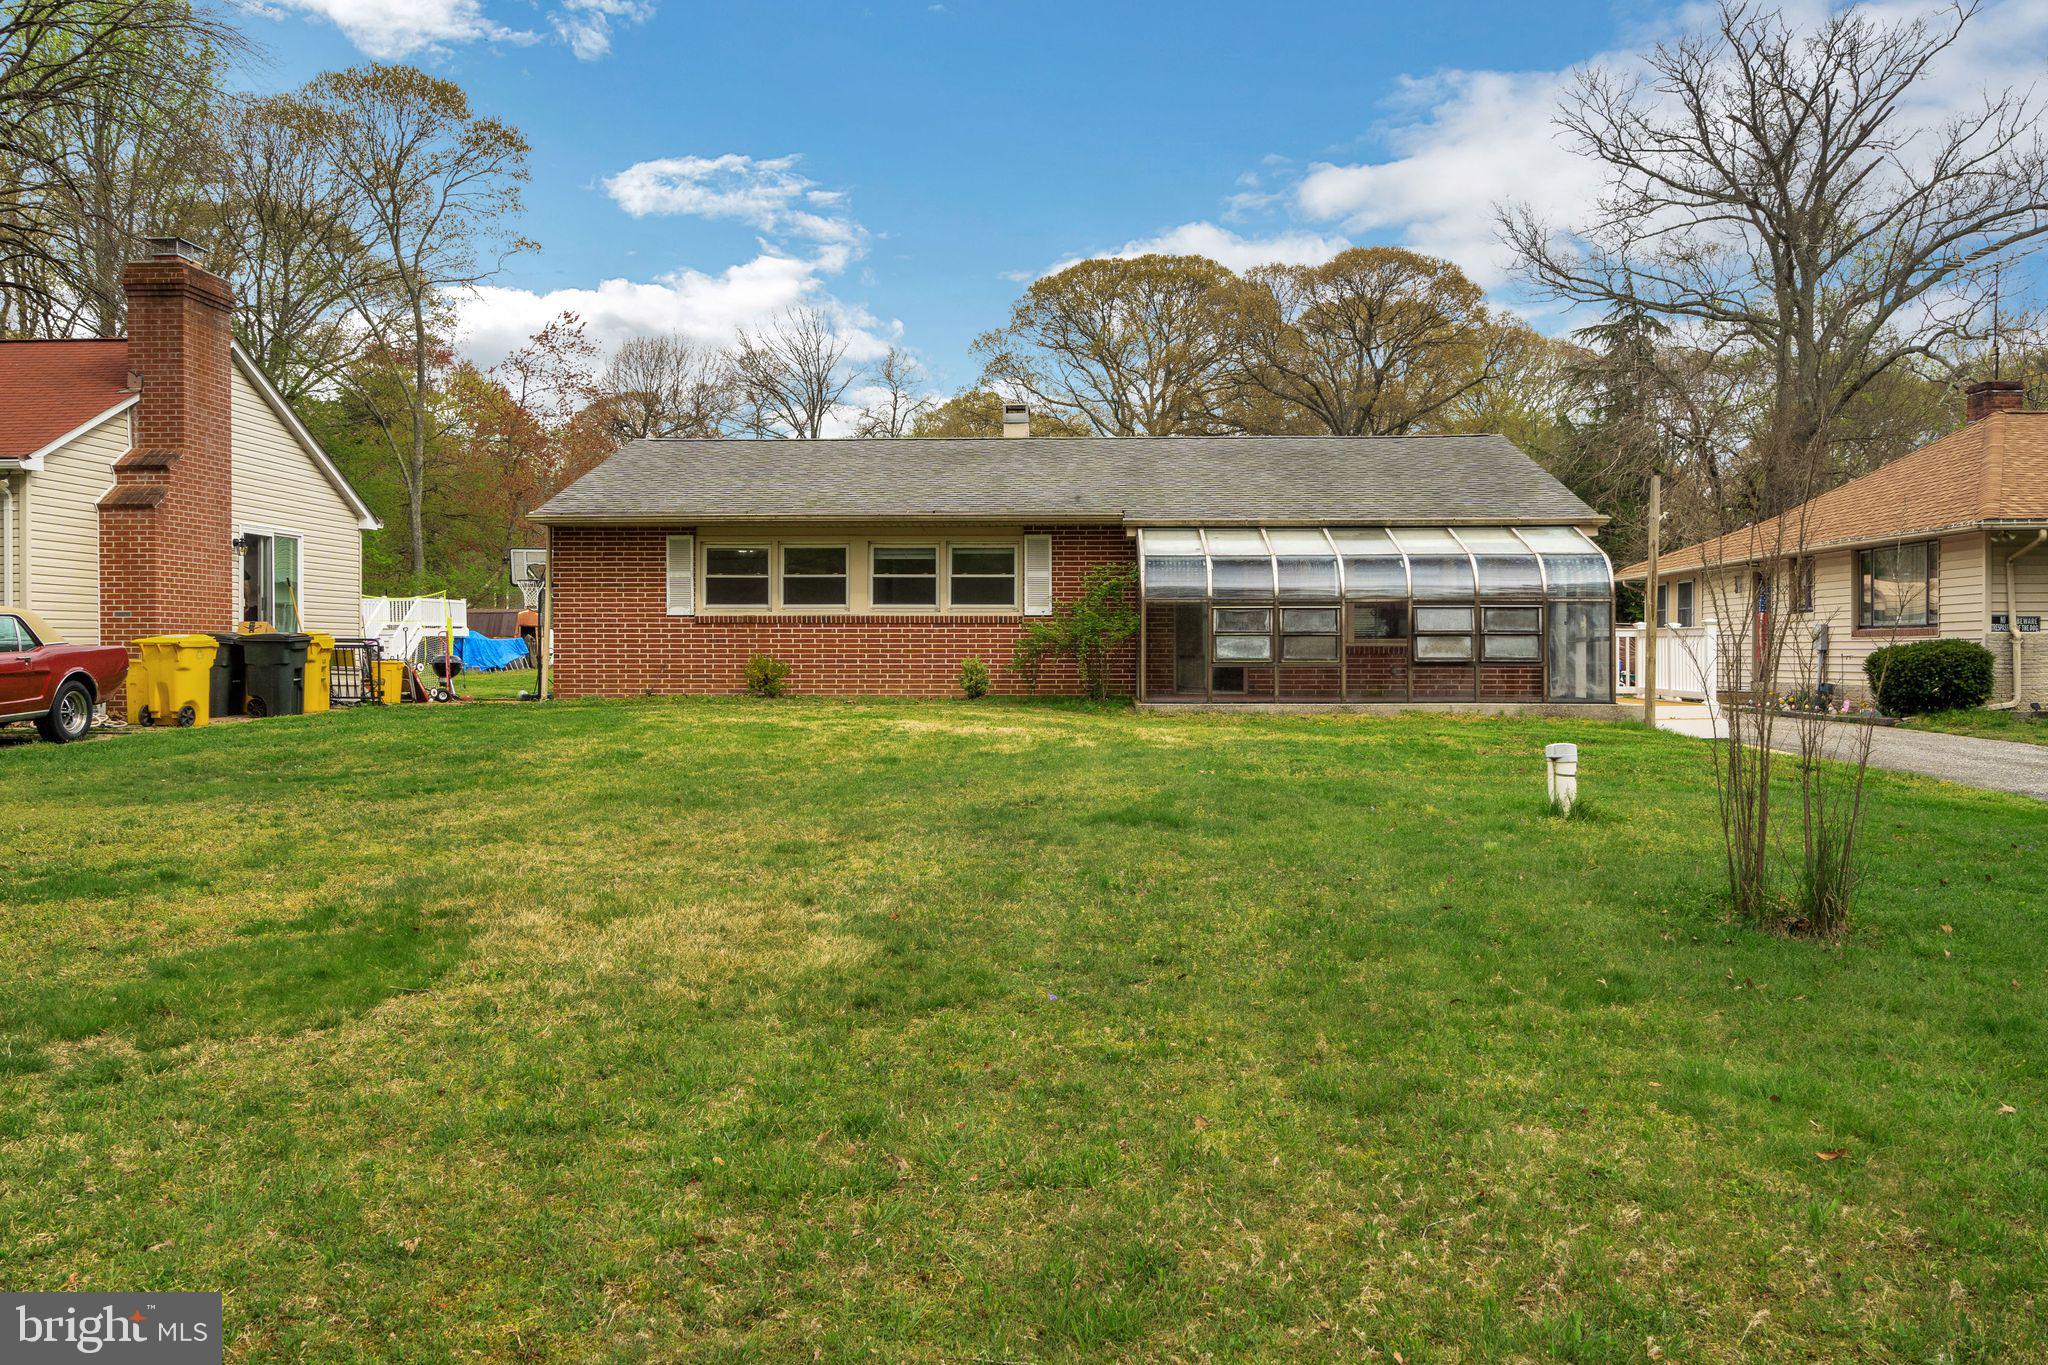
[22, 408, 127, 645]
[1690, 531, 1989, 695]
[229, 364, 362, 635]
[691, 523, 1030, 614]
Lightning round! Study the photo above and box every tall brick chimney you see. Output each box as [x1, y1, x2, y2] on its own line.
[1965, 378, 2025, 423]
[99, 236, 236, 651]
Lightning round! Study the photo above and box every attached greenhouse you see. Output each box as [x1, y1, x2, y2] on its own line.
[1137, 526, 1615, 704]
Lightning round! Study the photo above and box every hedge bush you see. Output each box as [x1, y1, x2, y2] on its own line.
[1863, 638, 1994, 715]
[958, 656, 991, 699]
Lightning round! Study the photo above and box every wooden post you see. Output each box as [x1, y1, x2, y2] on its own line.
[1643, 474, 1661, 727]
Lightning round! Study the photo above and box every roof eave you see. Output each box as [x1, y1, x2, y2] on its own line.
[1615, 517, 2015, 580]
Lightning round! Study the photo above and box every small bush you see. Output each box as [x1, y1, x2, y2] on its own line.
[1864, 638, 1994, 716]
[959, 656, 991, 699]
[1010, 564, 1139, 700]
[744, 653, 791, 698]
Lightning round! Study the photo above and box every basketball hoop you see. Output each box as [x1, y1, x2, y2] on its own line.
[510, 549, 547, 609]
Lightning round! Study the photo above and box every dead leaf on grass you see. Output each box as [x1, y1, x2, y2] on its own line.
[1816, 1148, 1848, 1162]
[1997, 1104, 2017, 1115]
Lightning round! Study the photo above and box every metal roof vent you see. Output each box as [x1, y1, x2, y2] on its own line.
[143, 235, 207, 263]
[1001, 401, 1030, 438]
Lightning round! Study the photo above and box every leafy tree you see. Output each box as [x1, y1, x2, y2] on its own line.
[301, 63, 533, 581]
[1220, 247, 1517, 435]
[974, 254, 1236, 435]
[908, 390, 1089, 438]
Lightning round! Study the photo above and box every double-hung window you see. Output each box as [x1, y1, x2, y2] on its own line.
[872, 546, 939, 606]
[1481, 606, 1541, 661]
[703, 546, 770, 606]
[1280, 606, 1339, 661]
[949, 546, 1018, 607]
[1413, 605, 1475, 661]
[781, 546, 848, 607]
[1212, 607, 1272, 662]
[1859, 540, 1938, 628]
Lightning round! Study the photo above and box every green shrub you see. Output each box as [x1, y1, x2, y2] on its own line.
[744, 653, 791, 698]
[1009, 565, 1139, 700]
[1864, 638, 1993, 715]
[959, 656, 991, 699]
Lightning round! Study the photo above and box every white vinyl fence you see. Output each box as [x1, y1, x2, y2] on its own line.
[1616, 617, 1722, 713]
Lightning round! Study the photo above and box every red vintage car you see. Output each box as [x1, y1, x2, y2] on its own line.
[0, 608, 129, 743]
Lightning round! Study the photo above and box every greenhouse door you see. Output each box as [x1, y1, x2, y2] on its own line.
[1173, 605, 1205, 693]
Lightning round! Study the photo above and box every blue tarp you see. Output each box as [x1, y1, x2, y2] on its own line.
[457, 632, 530, 672]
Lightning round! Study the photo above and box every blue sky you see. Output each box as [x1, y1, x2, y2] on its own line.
[238, 0, 2048, 399]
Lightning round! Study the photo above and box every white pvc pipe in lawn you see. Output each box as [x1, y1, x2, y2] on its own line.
[1546, 742, 1579, 813]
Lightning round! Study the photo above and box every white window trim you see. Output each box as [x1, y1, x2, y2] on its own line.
[700, 542, 773, 612]
[870, 543, 944, 612]
[779, 542, 851, 611]
[947, 542, 1021, 611]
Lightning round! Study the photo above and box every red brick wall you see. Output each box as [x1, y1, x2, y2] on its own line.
[98, 255, 237, 665]
[1478, 661, 1545, 701]
[549, 524, 1138, 698]
[1411, 661, 1477, 700]
[1346, 643, 1407, 700]
[1143, 603, 1182, 695]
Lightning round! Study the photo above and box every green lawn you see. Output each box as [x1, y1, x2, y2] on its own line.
[2, 700, 2044, 1360]
[1903, 706, 2048, 746]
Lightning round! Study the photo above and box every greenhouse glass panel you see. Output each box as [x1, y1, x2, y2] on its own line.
[1454, 527, 1525, 553]
[1543, 555, 1612, 598]
[1483, 607, 1541, 633]
[1145, 557, 1207, 598]
[1483, 634, 1541, 661]
[1514, 526, 1595, 553]
[1391, 528, 1465, 555]
[1414, 606, 1474, 633]
[1276, 555, 1339, 598]
[1214, 634, 1272, 661]
[1211, 558, 1275, 599]
[1415, 635, 1473, 661]
[1407, 555, 1475, 599]
[1547, 601, 1611, 701]
[1341, 556, 1406, 597]
[1474, 555, 1543, 596]
[1213, 607, 1272, 633]
[1282, 634, 1339, 661]
[1281, 607, 1338, 633]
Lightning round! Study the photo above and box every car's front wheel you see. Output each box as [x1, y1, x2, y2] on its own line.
[35, 678, 94, 743]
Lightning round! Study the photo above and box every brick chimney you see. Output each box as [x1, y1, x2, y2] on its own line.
[98, 236, 236, 652]
[1965, 378, 2024, 423]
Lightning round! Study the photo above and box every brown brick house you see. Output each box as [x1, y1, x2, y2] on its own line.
[0, 239, 378, 675]
[1616, 380, 2048, 706]
[532, 422, 1618, 705]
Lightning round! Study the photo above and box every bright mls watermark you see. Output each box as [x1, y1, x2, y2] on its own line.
[3, 1294, 220, 1363]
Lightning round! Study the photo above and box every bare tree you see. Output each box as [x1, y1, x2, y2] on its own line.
[0, 0, 243, 334]
[728, 307, 858, 439]
[973, 254, 1237, 435]
[213, 93, 379, 401]
[301, 63, 533, 579]
[597, 333, 735, 440]
[1508, 0, 2048, 931]
[1222, 247, 1519, 435]
[1505, 0, 2048, 513]
[854, 345, 936, 437]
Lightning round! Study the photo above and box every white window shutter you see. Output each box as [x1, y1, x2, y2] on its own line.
[666, 534, 695, 615]
[1023, 534, 1053, 616]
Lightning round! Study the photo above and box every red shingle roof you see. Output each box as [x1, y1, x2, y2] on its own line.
[0, 339, 135, 459]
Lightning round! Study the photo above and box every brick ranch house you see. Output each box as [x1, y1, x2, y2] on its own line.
[532, 416, 1619, 705]
[0, 239, 378, 690]
[1616, 380, 2048, 707]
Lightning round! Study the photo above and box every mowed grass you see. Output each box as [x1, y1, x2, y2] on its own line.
[1, 699, 2044, 1361]
[1903, 707, 2048, 746]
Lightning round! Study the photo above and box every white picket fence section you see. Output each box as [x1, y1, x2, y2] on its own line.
[1616, 617, 1722, 713]
[362, 595, 469, 667]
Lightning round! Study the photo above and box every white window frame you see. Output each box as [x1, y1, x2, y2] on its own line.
[871, 544, 941, 610]
[701, 543, 772, 610]
[779, 543, 850, 610]
[947, 543, 1020, 611]
[237, 523, 305, 632]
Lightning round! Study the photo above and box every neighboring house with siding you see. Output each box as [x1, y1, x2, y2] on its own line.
[531, 415, 1618, 705]
[1616, 380, 2048, 706]
[0, 239, 376, 660]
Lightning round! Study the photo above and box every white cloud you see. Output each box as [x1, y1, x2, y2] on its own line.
[550, 0, 654, 59]
[245, 0, 535, 59]
[1290, 0, 2048, 289]
[242, 0, 652, 60]
[1046, 222, 1353, 277]
[457, 244, 894, 373]
[603, 154, 862, 244]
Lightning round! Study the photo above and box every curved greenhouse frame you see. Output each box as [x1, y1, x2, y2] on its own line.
[1137, 526, 1615, 704]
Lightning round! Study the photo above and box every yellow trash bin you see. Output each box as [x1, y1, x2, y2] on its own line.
[134, 634, 218, 727]
[374, 658, 409, 705]
[304, 633, 335, 714]
[124, 646, 155, 725]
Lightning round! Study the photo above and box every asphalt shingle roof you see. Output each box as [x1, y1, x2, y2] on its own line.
[531, 434, 1600, 526]
[0, 340, 134, 458]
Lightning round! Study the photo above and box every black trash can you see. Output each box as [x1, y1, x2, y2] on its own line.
[240, 632, 310, 717]
[208, 632, 246, 719]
